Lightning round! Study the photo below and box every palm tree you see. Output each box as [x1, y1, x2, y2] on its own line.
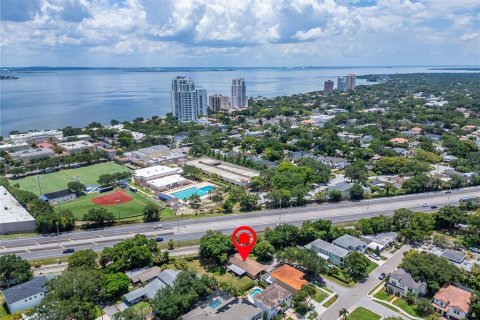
[339, 307, 349, 320]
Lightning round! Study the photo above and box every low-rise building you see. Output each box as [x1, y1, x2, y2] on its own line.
[333, 234, 367, 253]
[386, 268, 427, 297]
[270, 264, 307, 293]
[125, 145, 187, 167]
[9, 130, 63, 144]
[40, 189, 76, 205]
[440, 249, 466, 264]
[0, 142, 30, 153]
[0, 186, 36, 234]
[227, 254, 267, 279]
[182, 291, 263, 320]
[362, 232, 398, 251]
[253, 283, 292, 319]
[58, 140, 95, 155]
[432, 285, 473, 320]
[304, 239, 349, 266]
[317, 156, 350, 169]
[133, 165, 183, 186]
[185, 158, 260, 187]
[10, 148, 56, 163]
[1, 276, 48, 313]
[123, 269, 179, 306]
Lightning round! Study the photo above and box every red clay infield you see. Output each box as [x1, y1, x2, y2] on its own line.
[91, 190, 133, 206]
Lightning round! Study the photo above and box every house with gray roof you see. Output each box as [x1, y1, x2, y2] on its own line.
[305, 239, 350, 266]
[333, 234, 368, 253]
[362, 232, 398, 251]
[253, 284, 292, 319]
[440, 249, 466, 264]
[386, 268, 426, 297]
[123, 269, 179, 306]
[2, 276, 48, 313]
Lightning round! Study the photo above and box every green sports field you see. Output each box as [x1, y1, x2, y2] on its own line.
[60, 189, 151, 219]
[13, 162, 130, 195]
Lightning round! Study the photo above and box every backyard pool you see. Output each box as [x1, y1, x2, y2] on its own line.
[209, 298, 222, 309]
[248, 287, 263, 301]
[171, 185, 215, 200]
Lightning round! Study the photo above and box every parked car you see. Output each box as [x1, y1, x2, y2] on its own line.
[430, 205, 438, 209]
[63, 248, 75, 254]
[422, 204, 429, 207]
[445, 190, 452, 194]
[154, 224, 162, 229]
[370, 254, 380, 261]
[155, 237, 164, 242]
[379, 273, 386, 280]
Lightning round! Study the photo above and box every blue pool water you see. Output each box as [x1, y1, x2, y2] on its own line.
[249, 288, 263, 299]
[171, 185, 214, 200]
[209, 299, 222, 309]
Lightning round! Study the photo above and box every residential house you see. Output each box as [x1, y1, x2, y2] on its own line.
[270, 265, 307, 293]
[317, 156, 350, 169]
[228, 254, 267, 279]
[390, 137, 408, 145]
[333, 234, 367, 253]
[440, 249, 466, 265]
[326, 181, 354, 199]
[125, 266, 161, 285]
[432, 285, 473, 320]
[362, 232, 398, 251]
[182, 291, 263, 320]
[40, 189, 76, 205]
[1, 276, 48, 313]
[123, 269, 179, 306]
[304, 239, 349, 266]
[253, 284, 293, 320]
[386, 268, 427, 297]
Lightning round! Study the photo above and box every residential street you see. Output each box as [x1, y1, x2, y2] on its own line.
[319, 245, 411, 320]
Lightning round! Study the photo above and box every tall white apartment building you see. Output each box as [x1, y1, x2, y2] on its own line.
[171, 76, 207, 122]
[231, 78, 247, 108]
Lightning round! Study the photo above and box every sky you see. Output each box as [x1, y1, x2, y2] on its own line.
[0, 0, 479, 67]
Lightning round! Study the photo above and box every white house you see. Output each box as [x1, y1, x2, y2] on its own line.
[253, 284, 292, 319]
[386, 269, 426, 297]
[432, 285, 473, 320]
[1, 276, 48, 313]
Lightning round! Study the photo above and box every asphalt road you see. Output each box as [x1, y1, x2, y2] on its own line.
[1, 186, 478, 260]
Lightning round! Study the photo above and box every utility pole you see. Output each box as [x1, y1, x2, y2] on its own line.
[37, 175, 42, 195]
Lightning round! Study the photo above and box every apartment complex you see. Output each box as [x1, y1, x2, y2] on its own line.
[9, 130, 63, 144]
[209, 94, 230, 111]
[324, 80, 334, 92]
[171, 76, 208, 122]
[231, 78, 247, 108]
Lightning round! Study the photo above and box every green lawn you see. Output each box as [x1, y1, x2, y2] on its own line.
[185, 259, 254, 293]
[366, 261, 379, 274]
[373, 289, 391, 301]
[59, 188, 152, 219]
[13, 162, 130, 195]
[347, 307, 381, 320]
[311, 286, 329, 303]
[322, 295, 338, 307]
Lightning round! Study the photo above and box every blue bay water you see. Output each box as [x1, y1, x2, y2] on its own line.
[0, 66, 474, 135]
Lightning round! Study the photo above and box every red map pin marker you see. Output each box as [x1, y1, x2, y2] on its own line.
[232, 226, 257, 261]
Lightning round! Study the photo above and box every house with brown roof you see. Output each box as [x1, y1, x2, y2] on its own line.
[270, 265, 307, 293]
[390, 137, 409, 145]
[253, 283, 293, 319]
[227, 254, 267, 279]
[432, 285, 473, 320]
[125, 266, 161, 284]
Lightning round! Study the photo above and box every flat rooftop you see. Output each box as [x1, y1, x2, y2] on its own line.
[134, 165, 182, 179]
[58, 141, 94, 149]
[0, 186, 35, 224]
[186, 158, 259, 185]
[147, 174, 188, 188]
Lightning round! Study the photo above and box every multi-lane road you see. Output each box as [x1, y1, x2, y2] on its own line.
[1, 186, 478, 260]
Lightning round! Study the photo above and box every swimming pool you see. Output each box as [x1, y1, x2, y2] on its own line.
[209, 298, 222, 309]
[171, 185, 215, 200]
[248, 287, 263, 301]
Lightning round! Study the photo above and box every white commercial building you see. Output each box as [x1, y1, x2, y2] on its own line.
[185, 158, 260, 187]
[133, 165, 183, 186]
[0, 186, 36, 234]
[58, 140, 95, 155]
[147, 174, 189, 192]
[171, 76, 208, 123]
[9, 130, 63, 144]
[231, 78, 247, 108]
[0, 143, 30, 153]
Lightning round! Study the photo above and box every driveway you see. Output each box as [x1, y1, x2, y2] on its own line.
[318, 245, 411, 320]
